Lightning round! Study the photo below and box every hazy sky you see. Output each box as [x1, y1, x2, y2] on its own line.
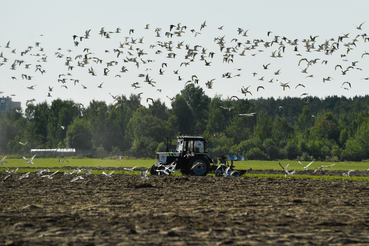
[1, 0, 369, 109]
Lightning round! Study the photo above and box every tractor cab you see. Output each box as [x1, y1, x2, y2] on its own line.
[151, 135, 213, 176]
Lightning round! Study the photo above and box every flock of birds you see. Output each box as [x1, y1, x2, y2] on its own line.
[1, 154, 366, 180]
[278, 161, 361, 177]
[1, 20, 369, 111]
[0, 155, 175, 181]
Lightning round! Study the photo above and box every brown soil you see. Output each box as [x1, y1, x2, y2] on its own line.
[1, 170, 369, 245]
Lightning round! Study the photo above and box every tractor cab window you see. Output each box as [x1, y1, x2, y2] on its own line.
[195, 140, 204, 153]
[176, 139, 184, 152]
[187, 140, 194, 153]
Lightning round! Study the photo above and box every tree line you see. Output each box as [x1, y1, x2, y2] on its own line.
[1, 85, 369, 161]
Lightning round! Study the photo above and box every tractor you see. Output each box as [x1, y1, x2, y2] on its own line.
[150, 135, 214, 176]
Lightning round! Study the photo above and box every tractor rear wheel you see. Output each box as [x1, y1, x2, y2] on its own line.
[190, 157, 209, 176]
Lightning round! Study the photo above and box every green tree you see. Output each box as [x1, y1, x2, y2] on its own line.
[180, 85, 210, 135]
[24, 102, 49, 148]
[66, 118, 92, 149]
[171, 95, 194, 135]
[254, 110, 272, 142]
[295, 105, 314, 136]
[311, 112, 339, 143]
[342, 120, 369, 161]
[47, 99, 80, 147]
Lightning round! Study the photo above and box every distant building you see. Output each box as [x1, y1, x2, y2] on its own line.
[0, 96, 21, 115]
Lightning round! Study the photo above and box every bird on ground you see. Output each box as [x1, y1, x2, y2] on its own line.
[298, 160, 314, 170]
[23, 154, 37, 164]
[342, 169, 355, 177]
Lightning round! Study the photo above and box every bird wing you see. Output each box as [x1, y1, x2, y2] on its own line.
[279, 162, 284, 169]
[306, 161, 314, 168]
[298, 160, 305, 167]
[23, 156, 29, 162]
[51, 170, 59, 176]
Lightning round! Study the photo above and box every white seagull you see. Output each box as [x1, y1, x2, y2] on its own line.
[41, 170, 59, 179]
[0, 156, 7, 165]
[141, 169, 149, 179]
[342, 169, 355, 177]
[123, 166, 137, 171]
[19, 172, 31, 180]
[279, 162, 295, 177]
[102, 171, 114, 177]
[239, 112, 256, 117]
[4, 168, 18, 180]
[23, 154, 37, 164]
[71, 176, 85, 182]
[298, 160, 314, 170]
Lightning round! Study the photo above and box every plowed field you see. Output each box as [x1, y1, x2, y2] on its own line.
[1, 169, 369, 245]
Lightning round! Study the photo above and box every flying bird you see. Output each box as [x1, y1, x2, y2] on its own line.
[279, 162, 295, 177]
[0, 156, 7, 165]
[298, 160, 314, 170]
[239, 112, 256, 117]
[41, 170, 59, 179]
[280, 82, 290, 90]
[141, 169, 149, 179]
[71, 176, 85, 182]
[23, 154, 37, 164]
[102, 171, 114, 177]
